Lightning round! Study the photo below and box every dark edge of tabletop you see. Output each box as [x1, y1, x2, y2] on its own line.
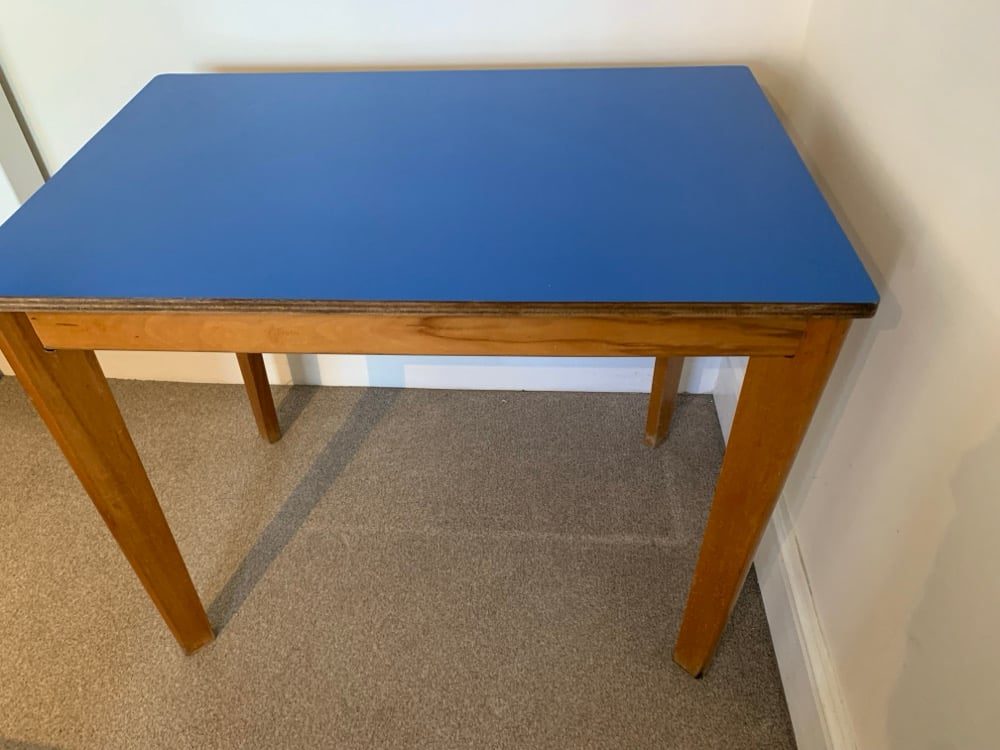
[0, 298, 878, 318]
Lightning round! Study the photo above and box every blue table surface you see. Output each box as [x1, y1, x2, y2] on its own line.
[0, 66, 878, 311]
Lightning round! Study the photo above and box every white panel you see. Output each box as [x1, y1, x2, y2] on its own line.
[0, 167, 19, 224]
[4, 352, 719, 392]
[0, 169, 18, 374]
[712, 356, 746, 441]
[0, 76, 44, 202]
[755, 497, 858, 750]
[390, 355, 716, 393]
[82, 352, 371, 386]
[92, 351, 241, 383]
[266, 354, 370, 387]
[403, 359, 652, 393]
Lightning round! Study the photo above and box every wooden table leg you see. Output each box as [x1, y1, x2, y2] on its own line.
[645, 356, 685, 447]
[673, 318, 849, 676]
[236, 352, 281, 442]
[0, 312, 214, 653]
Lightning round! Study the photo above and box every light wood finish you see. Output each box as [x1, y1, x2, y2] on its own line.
[0, 312, 213, 653]
[673, 318, 850, 676]
[236, 353, 281, 443]
[645, 356, 685, 447]
[5, 307, 860, 671]
[29, 312, 808, 357]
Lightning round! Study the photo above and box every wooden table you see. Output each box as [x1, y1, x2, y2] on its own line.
[0, 66, 877, 676]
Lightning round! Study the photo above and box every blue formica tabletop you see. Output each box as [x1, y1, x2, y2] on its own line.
[0, 66, 878, 314]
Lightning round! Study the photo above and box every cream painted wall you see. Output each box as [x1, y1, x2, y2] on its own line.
[5, 2, 996, 746]
[741, 0, 999, 747]
[0, 0, 811, 169]
[0, 0, 811, 391]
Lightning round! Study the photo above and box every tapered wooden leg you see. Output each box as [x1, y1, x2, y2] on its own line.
[0, 312, 214, 653]
[674, 319, 849, 676]
[645, 356, 685, 447]
[236, 352, 281, 442]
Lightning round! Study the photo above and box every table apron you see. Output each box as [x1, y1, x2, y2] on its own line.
[28, 312, 810, 357]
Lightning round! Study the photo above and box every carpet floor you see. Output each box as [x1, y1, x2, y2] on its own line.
[0, 379, 795, 749]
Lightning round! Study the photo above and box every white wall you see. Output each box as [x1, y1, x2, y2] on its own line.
[731, 0, 1000, 747]
[7, 2, 997, 746]
[0, 0, 812, 391]
[7, 5, 997, 747]
[0, 1, 811, 169]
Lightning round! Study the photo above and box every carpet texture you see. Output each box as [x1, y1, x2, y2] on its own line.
[0, 379, 795, 749]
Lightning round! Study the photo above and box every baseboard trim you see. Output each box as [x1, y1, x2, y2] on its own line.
[755, 501, 857, 750]
[3, 353, 722, 393]
[713, 358, 856, 750]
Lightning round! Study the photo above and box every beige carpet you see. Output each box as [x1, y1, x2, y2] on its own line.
[0, 379, 795, 749]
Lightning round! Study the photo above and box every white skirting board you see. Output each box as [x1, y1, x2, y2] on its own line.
[713, 356, 857, 750]
[0, 352, 722, 394]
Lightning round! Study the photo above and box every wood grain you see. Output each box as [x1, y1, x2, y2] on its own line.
[236, 353, 281, 443]
[0, 312, 213, 653]
[644, 356, 685, 447]
[29, 312, 808, 356]
[2, 297, 878, 318]
[673, 318, 850, 676]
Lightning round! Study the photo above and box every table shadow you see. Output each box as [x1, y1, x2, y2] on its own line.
[275, 384, 320, 433]
[207, 387, 400, 634]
